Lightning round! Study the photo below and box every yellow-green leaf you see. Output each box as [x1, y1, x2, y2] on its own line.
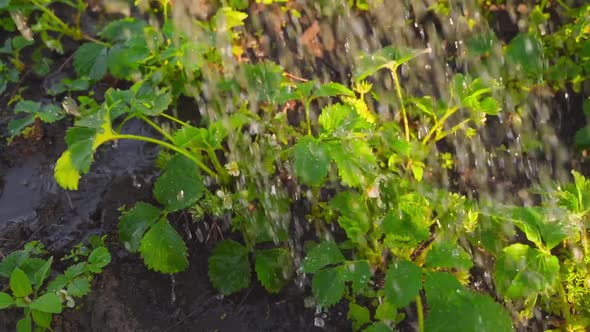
[54, 151, 81, 190]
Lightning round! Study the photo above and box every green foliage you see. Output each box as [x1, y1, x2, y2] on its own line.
[208, 240, 251, 295]
[3, 1, 587, 330]
[254, 248, 293, 293]
[140, 220, 188, 274]
[0, 241, 109, 331]
[424, 272, 512, 332]
[8, 100, 64, 137]
[153, 155, 204, 212]
[383, 260, 421, 308]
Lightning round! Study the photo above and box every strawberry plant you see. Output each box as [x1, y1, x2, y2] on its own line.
[0, 241, 110, 332]
[3, 0, 590, 330]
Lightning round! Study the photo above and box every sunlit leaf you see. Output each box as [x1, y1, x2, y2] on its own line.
[494, 243, 559, 298]
[511, 206, 569, 250]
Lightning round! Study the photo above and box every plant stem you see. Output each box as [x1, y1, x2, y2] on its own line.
[304, 100, 312, 136]
[114, 134, 217, 178]
[416, 294, 425, 332]
[390, 67, 410, 141]
[421, 107, 459, 145]
[206, 148, 227, 178]
[160, 112, 192, 127]
[139, 115, 175, 142]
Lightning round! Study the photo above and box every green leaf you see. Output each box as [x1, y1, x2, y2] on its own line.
[87, 247, 111, 272]
[153, 155, 204, 212]
[302, 241, 345, 274]
[10, 268, 32, 298]
[292, 135, 330, 186]
[73, 43, 108, 80]
[425, 240, 473, 270]
[425, 272, 512, 332]
[363, 323, 394, 332]
[107, 41, 150, 79]
[67, 277, 91, 297]
[171, 126, 208, 149]
[119, 202, 161, 252]
[64, 263, 86, 279]
[327, 140, 377, 187]
[466, 32, 497, 57]
[244, 61, 284, 104]
[139, 219, 189, 274]
[506, 33, 545, 77]
[312, 267, 345, 307]
[213, 7, 248, 29]
[29, 293, 62, 313]
[14, 100, 41, 115]
[8, 115, 35, 137]
[384, 260, 422, 308]
[348, 303, 371, 331]
[32, 310, 52, 328]
[314, 82, 355, 99]
[0, 251, 29, 278]
[33, 257, 52, 290]
[375, 301, 397, 321]
[99, 18, 147, 42]
[319, 103, 371, 134]
[16, 316, 31, 332]
[66, 127, 96, 173]
[46, 275, 68, 293]
[0, 292, 14, 309]
[254, 248, 293, 293]
[131, 82, 172, 116]
[338, 216, 370, 245]
[354, 46, 426, 81]
[338, 260, 372, 295]
[494, 243, 559, 299]
[208, 240, 251, 295]
[511, 206, 569, 250]
[12, 100, 63, 124]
